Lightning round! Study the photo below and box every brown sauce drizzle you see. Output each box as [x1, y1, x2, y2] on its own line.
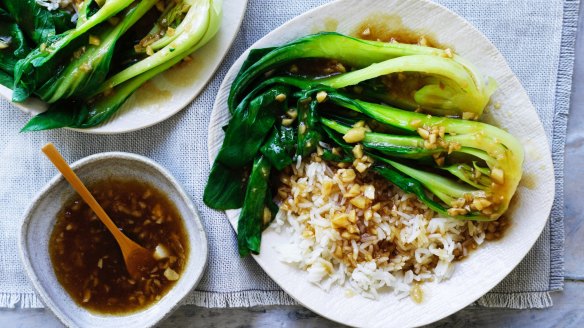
[134, 81, 172, 107]
[353, 14, 443, 48]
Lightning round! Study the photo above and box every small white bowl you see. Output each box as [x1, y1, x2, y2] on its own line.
[19, 152, 208, 328]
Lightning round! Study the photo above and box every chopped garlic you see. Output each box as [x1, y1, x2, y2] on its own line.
[490, 167, 505, 185]
[316, 91, 328, 103]
[164, 268, 180, 281]
[153, 244, 170, 260]
[343, 127, 366, 143]
[88, 35, 101, 46]
[363, 185, 375, 200]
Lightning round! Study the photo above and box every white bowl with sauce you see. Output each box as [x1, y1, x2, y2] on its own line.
[19, 152, 208, 328]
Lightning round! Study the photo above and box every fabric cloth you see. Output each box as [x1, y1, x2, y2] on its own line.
[0, 0, 577, 310]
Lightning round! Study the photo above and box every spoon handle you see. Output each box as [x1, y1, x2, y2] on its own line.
[41, 143, 126, 245]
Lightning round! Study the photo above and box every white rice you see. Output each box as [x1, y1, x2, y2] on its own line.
[271, 157, 498, 302]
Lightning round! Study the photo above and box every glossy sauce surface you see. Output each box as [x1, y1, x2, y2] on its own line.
[353, 14, 442, 47]
[49, 178, 189, 314]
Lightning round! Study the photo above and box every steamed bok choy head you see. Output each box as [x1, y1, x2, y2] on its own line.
[36, 0, 159, 103]
[97, 0, 218, 92]
[12, 0, 137, 101]
[318, 94, 523, 221]
[229, 32, 497, 118]
[20, 0, 223, 131]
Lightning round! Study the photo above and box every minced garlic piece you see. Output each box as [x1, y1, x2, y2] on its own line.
[490, 167, 505, 184]
[164, 268, 180, 281]
[153, 244, 170, 260]
[316, 91, 328, 103]
[89, 35, 101, 46]
[343, 127, 366, 143]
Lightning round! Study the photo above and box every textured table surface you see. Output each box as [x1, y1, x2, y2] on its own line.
[2, 2, 584, 328]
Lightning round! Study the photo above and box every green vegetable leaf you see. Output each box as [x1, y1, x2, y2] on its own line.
[203, 162, 245, 210]
[296, 97, 321, 158]
[36, 0, 157, 103]
[50, 9, 75, 34]
[20, 100, 89, 131]
[237, 156, 271, 257]
[1, 0, 57, 44]
[219, 86, 289, 166]
[204, 86, 289, 209]
[0, 70, 13, 88]
[241, 47, 277, 72]
[264, 187, 279, 229]
[260, 125, 295, 171]
[0, 8, 31, 87]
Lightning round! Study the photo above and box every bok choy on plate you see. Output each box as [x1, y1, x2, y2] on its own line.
[204, 32, 524, 258]
[0, 0, 222, 131]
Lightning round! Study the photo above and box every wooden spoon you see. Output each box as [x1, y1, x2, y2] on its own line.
[42, 143, 155, 278]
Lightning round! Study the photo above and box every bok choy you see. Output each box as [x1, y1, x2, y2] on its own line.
[204, 32, 523, 256]
[13, 0, 136, 101]
[36, 0, 159, 103]
[229, 32, 496, 118]
[0, 0, 222, 130]
[0, 7, 31, 88]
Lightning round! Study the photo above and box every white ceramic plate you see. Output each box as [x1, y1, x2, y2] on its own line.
[0, 0, 248, 134]
[207, 0, 555, 327]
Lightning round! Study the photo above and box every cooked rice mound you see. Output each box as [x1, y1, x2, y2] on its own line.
[271, 153, 507, 302]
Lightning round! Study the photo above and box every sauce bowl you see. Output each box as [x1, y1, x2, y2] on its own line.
[19, 152, 208, 328]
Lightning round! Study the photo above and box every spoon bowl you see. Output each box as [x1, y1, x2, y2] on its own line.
[126, 245, 157, 278]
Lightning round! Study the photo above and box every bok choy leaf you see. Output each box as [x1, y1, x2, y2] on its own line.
[36, 0, 158, 103]
[13, 0, 135, 101]
[229, 32, 496, 118]
[21, 0, 223, 131]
